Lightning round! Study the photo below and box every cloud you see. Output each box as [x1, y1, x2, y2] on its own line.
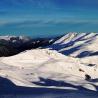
[0, 20, 43, 28]
[0, 19, 98, 30]
[0, 19, 98, 35]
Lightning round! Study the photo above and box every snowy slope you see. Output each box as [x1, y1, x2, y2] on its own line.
[1, 49, 98, 89]
[48, 33, 98, 58]
[0, 33, 98, 97]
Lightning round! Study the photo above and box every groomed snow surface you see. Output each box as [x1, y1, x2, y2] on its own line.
[0, 33, 98, 98]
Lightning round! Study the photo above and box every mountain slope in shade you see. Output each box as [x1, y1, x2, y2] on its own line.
[0, 36, 56, 56]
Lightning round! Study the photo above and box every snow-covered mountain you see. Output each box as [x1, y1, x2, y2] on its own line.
[0, 33, 98, 98]
[48, 33, 98, 58]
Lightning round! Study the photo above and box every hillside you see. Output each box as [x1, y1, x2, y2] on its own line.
[47, 33, 98, 58]
[0, 33, 98, 98]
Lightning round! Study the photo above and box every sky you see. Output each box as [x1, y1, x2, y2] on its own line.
[0, 0, 98, 37]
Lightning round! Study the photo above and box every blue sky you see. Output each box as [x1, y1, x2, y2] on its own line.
[0, 0, 98, 37]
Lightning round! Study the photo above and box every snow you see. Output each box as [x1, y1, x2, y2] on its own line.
[0, 33, 98, 97]
[47, 33, 98, 57]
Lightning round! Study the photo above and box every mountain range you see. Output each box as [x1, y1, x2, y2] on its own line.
[0, 33, 98, 98]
